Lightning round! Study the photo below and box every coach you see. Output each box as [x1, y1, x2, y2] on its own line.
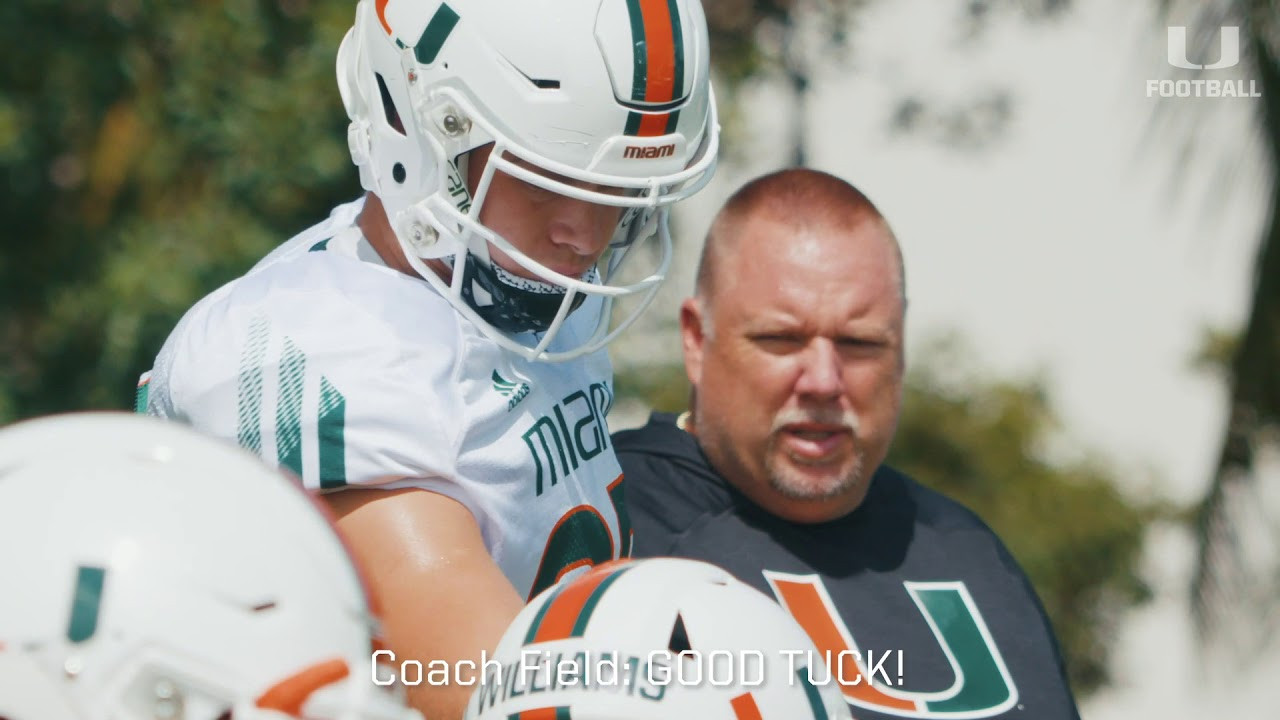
[614, 168, 1081, 720]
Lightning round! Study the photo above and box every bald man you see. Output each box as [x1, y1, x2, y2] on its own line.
[613, 169, 1080, 720]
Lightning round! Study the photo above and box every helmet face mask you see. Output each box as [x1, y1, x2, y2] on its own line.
[337, 0, 719, 361]
[0, 414, 420, 720]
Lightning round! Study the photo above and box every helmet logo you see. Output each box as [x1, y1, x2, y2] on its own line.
[444, 163, 472, 213]
[623, 143, 674, 159]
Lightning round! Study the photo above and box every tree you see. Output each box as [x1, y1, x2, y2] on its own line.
[0, 0, 359, 421]
[703, 0, 1072, 162]
[1155, 0, 1280, 667]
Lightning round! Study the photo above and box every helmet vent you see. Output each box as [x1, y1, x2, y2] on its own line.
[374, 73, 406, 136]
[667, 613, 691, 653]
[502, 56, 561, 91]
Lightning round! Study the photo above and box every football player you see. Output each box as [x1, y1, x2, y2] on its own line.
[464, 557, 853, 720]
[0, 412, 419, 720]
[137, 0, 718, 717]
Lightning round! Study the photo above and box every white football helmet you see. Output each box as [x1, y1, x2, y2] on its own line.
[464, 558, 853, 720]
[0, 413, 420, 720]
[336, 0, 719, 362]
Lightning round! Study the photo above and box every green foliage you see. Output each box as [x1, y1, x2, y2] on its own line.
[0, 0, 360, 420]
[615, 338, 1159, 697]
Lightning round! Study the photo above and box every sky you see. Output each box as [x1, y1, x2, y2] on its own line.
[616, 0, 1273, 716]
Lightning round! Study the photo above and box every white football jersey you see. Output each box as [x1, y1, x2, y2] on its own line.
[141, 198, 632, 600]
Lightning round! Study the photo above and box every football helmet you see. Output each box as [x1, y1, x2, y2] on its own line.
[0, 413, 420, 720]
[336, 0, 719, 361]
[463, 558, 853, 720]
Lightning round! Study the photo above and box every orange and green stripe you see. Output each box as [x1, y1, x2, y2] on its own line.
[276, 338, 306, 478]
[623, 0, 685, 136]
[523, 562, 631, 644]
[508, 707, 571, 720]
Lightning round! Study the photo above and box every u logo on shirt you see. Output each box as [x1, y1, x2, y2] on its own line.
[764, 572, 1018, 719]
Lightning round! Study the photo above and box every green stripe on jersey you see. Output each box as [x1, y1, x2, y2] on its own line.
[276, 338, 306, 477]
[236, 316, 270, 453]
[318, 375, 347, 488]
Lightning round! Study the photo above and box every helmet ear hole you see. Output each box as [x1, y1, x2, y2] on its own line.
[374, 73, 406, 136]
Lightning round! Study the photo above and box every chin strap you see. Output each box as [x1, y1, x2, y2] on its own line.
[457, 253, 594, 335]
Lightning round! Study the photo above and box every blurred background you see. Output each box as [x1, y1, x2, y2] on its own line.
[2, 0, 1277, 716]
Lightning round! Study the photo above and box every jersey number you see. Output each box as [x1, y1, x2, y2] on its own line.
[527, 474, 632, 600]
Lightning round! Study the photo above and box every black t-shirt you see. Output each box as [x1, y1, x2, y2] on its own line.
[615, 412, 1080, 720]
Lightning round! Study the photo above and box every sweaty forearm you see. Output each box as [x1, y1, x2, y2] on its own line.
[325, 487, 524, 720]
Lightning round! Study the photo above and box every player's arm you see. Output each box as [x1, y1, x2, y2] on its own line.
[324, 487, 524, 720]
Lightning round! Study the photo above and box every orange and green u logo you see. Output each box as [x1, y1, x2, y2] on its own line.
[623, 0, 685, 136]
[765, 573, 1019, 719]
